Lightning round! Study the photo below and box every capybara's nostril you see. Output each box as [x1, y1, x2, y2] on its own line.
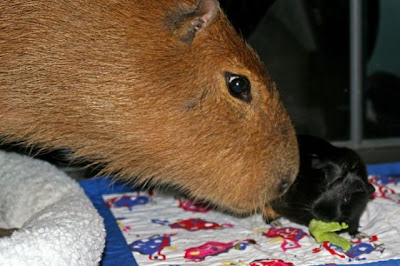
[279, 180, 291, 195]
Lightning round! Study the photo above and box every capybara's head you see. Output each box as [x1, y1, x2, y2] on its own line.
[0, 0, 299, 214]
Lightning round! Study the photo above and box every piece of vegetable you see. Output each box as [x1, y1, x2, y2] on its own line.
[309, 219, 351, 252]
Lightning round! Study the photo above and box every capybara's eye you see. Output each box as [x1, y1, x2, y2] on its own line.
[225, 72, 252, 103]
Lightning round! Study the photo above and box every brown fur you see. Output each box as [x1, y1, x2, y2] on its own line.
[0, 0, 299, 215]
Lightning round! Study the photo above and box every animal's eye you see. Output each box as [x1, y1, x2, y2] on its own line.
[225, 72, 252, 103]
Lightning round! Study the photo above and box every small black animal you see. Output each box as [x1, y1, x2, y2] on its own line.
[267, 135, 375, 236]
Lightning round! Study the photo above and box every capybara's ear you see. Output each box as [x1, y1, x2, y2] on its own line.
[168, 0, 220, 43]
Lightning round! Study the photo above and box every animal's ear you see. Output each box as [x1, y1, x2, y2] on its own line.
[168, 0, 220, 43]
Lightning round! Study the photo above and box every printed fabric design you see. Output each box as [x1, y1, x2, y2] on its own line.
[103, 174, 400, 265]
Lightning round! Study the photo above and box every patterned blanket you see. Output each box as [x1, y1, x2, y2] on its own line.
[81, 163, 400, 266]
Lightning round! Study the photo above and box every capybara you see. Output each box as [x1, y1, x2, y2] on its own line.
[265, 135, 374, 235]
[0, 0, 299, 215]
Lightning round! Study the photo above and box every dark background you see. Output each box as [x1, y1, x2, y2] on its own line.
[220, 0, 399, 141]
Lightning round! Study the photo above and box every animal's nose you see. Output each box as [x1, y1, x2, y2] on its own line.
[279, 180, 292, 195]
[312, 201, 339, 221]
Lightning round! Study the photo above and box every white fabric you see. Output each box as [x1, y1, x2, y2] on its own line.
[0, 151, 105, 266]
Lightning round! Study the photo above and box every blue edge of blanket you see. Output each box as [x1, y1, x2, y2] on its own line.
[79, 162, 400, 266]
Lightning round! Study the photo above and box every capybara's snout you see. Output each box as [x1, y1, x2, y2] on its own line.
[265, 130, 300, 201]
[278, 174, 295, 196]
[181, 96, 300, 215]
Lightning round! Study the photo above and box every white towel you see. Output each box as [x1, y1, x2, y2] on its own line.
[0, 151, 105, 266]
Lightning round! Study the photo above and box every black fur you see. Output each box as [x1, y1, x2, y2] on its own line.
[268, 135, 375, 235]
